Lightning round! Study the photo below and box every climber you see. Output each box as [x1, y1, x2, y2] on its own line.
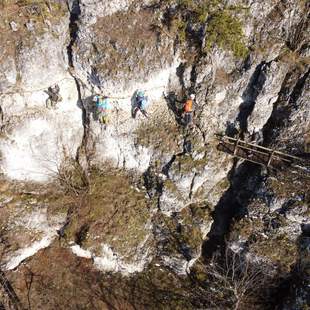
[93, 95, 111, 127]
[45, 84, 62, 109]
[183, 139, 192, 155]
[183, 94, 195, 127]
[133, 90, 148, 118]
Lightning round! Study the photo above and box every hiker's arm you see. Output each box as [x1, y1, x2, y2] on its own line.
[176, 97, 184, 104]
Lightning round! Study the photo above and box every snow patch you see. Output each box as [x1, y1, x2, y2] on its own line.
[71, 245, 92, 259]
[5, 235, 55, 270]
[160, 191, 185, 216]
[161, 255, 199, 275]
[71, 242, 152, 276]
[4, 209, 65, 270]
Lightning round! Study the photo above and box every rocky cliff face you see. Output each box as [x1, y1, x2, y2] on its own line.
[0, 0, 309, 309]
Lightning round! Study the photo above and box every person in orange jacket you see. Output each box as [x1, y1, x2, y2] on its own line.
[183, 94, 195, 127]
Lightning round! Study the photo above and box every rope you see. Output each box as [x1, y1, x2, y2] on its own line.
[0, 69, 168, 114]
[103, 85, 168, 100]
[0, 55, 168, 100]
[0, 77, 73, 97]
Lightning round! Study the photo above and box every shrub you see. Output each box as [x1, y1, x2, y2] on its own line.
[204, 10, 248, 57]
[161, 0, 248, 58]
[171, 17, 187, 43]
[56, 159, 89, 196]
[192, 248, 274, 309]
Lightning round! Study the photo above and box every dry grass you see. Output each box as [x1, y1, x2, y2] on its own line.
[64, 168, 151, 257]
[135, 118, 183, 154]
[90, 9, 174, 79]
[214, 67, 232, 85]
[279, 49, 310, 71]
[176, 154, 208, 174]
[251, 233, 298, 272]
[0, 0, 66, 59]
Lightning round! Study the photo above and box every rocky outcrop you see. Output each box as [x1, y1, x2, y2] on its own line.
[0, 3, 83, 182]
[0, 0, 309, 308]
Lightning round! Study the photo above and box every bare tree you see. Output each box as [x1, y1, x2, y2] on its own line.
[56, 159, 89, 197]
[193, 249, 273, 309]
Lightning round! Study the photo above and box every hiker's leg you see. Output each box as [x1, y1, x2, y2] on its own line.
[101, 116, 107, 130]
[187, 140, 192, 153]
[133, 107, 138, 118]
[103, 114, 108, 125]
[142, 109, 148, 118]
[189, 112, 193, 125]
[46, 98, 51, 109]
[184, 113, 189, 126]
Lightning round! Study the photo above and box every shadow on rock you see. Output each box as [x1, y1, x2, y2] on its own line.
[163, 91, 184, 126]
[78, 95, 99, 122]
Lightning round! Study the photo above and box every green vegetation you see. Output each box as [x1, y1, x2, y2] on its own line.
[204, 9, 247, 57]
[161, 0, 248, 57]
[64, 168, 151, 257]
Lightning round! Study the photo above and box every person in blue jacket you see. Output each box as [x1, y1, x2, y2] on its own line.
[93, 95, 111, 126]
[134, 90, 148, 118]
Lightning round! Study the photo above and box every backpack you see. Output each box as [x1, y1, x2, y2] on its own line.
[140, 98, 148, 110]
[97, 98, 110, 112]
[184, 99, 193, 112]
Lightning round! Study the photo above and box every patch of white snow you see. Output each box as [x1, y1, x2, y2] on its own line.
[4, 209, 65, 270]
[70, 238, 152, 276]
[71, 245, 93, 259]
[5, 235, 55, 270]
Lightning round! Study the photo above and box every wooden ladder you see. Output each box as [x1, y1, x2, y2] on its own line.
[216, 135, 305, 169]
